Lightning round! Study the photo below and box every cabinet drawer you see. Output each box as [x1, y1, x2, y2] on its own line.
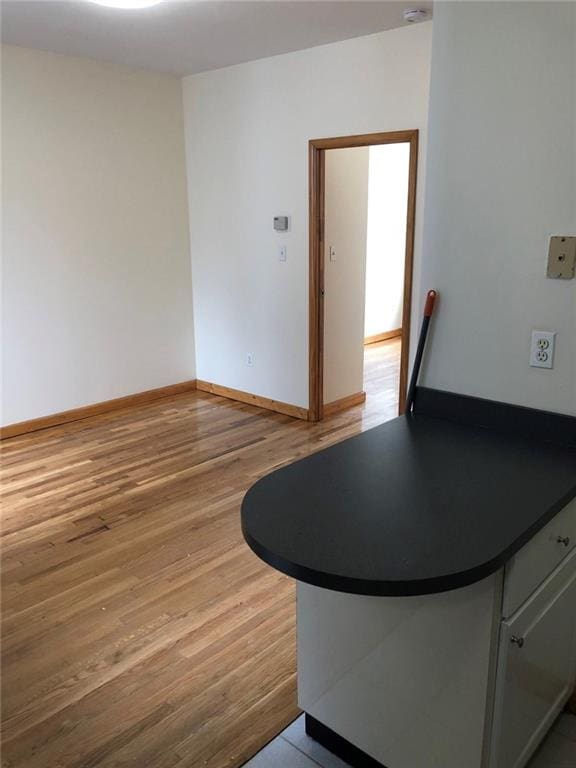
[503, 497, 576, 617]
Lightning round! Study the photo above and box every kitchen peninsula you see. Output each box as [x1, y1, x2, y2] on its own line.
[242, 388, 576, 768]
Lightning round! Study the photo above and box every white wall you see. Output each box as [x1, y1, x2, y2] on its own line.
[183, 23, 432, 409]
[324, 147, 369, 404]
[1, 46, 195, 425]
[364, 143, 410, 338]
[420, 2, 575, 415]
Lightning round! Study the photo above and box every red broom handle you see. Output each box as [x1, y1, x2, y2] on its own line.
[405, 290, 438, 413]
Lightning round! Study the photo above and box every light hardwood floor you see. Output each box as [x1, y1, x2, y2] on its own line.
[1, 340, 401, 768]
[363, 337, 401, 405]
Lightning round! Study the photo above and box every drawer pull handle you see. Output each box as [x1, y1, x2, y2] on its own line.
[556, 536, 571, 547]
[510, 636, 525, 649]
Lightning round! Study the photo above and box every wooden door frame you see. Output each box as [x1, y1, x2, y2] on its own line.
[308, 129, 419, 422]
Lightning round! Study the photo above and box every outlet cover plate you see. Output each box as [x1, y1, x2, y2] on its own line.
[547, 236, 576, 279]
[530, 330, 556, 369]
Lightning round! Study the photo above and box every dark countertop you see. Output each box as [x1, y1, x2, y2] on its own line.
[241, 393, 576, 596]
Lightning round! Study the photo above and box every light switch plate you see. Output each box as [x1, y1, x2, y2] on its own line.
[547, 236, 576, 279]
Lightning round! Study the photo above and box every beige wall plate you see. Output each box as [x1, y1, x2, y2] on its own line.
[547, 236, 576, 279]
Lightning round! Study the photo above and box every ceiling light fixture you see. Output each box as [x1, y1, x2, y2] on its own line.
[89, 0, 163, 9]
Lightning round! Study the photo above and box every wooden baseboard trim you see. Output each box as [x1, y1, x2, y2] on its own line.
[323, 391, 366, 417]
[364, 329, 402, 346]
[0, 380, 198, 440]
[196, 380, 309, 421]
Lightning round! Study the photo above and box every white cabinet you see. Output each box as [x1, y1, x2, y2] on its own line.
[297, 500, 576, 768]
[298, 574, 501, 768]
[491, 549, 576, 768]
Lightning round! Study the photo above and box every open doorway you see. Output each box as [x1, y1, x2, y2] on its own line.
[308, 131, 418, 422]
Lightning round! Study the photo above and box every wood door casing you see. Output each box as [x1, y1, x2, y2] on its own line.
[308, 130, 419, 421]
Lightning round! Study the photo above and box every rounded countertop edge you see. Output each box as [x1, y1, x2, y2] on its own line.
[240, 489, 576, 598]
[240, 517, 503, 597]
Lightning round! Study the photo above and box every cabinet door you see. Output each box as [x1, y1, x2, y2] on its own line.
[491, 550, 576, 768]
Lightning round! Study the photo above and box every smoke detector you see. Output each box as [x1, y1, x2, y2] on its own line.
[403, 8, 428, 23]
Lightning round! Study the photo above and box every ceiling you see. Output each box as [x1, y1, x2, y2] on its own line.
[1, 0, 433, 76]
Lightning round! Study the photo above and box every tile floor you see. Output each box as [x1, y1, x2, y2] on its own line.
[243, 712, 576, 768]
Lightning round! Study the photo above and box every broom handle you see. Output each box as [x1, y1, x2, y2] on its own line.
[405, 290, 438, 413]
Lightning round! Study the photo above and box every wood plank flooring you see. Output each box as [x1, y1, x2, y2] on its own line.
[1, 340, 401, 768]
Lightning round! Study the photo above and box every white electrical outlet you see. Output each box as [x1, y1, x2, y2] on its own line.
[247, 353, 254, 367]
[530, 330, 556, 369]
